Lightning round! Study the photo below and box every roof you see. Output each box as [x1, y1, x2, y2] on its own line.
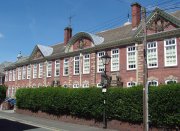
[96, 24, 135, 43]
[37, 45, 53, 57]
[0, 62, 12, 74]
[4, 8, 180, 70]
[171, 10, 180, 20]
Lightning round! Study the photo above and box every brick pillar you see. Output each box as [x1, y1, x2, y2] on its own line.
[137, 43, 144, 84]
[90, 52, 96, 86]
[44, 61, 47, 87]
[69, 57, 73, 87]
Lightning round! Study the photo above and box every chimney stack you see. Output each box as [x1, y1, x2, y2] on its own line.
[131, 2, 141, 29]
[64, 27, 72, 46]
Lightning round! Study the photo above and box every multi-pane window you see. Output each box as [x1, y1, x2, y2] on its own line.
[5, 71, 8, 82]
[55, 60, 60, 77]
[74, 56, 80, 75]
[147, 42, 158, 68]
[39, 63, 43, 78]
[127, 46, 136, 70]
[164, 38, 177, 66]
[9, 70, 12, 81]
[33, 64, 37, 79]
[63, 58, 69, 76]
[22, 66, 26, 80]
[97, 51, 105, 72]
[13, 69, 16, 81]
[27, 65, 31, 79]
[165, 80, 177, 84]
[148, 80, 158, 86]
[111, 49, 119, 71]
[18, 67, 22, 80]
[83, 54, 90, 74]
[73, 84, 79, 88]
[127, 81, 136, 87]
[47, 61, 52, 77]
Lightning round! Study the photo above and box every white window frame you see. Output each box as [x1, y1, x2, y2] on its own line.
[111, 49, 119, 71]
[165, 79, 177, 84]
[13, 69, 16, 81]
[47, 61, 52, 77]
[83, 54, 90, 74]
[22, 66, 26, 80]
[74, 56, 80, 75]
[18, 67, 22, 80]
[127, 81, 136, 87]
[97, 83, 103, 88]
[73, 84, 79, 88]
[38, 63, 43, 78]
[164, 38, 177, 67]
[63, 58, 69, 76]
[33, 64, 37, 79]
[5, 71, 8, 82]
[27, 65, 31, 79]
[97, 51, 105, 73]
[147, 42, 158, 68]
[148, 80, 158, 86]
[9, 70, 12, 81]
[55, 60, 60, 77]
[127, 46, 136, 70]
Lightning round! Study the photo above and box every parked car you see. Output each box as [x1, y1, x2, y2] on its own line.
[4, 98, 15, 109]
[9, 99, 16, 106]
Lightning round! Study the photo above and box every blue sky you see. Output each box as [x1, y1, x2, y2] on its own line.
[0, 0, 179, 63]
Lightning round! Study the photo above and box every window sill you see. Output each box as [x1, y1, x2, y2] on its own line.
[164, 65, 178, 68]
[63, 75, 69, 77]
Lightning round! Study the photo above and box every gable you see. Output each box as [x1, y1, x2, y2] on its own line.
[31, 48, 44, 60]
[146, 15, 178, 35]
[135, 8, 180, 37]
[71, 38, 93, 52]
[29, 44, 53, 60]
[65, 32, 104, 53]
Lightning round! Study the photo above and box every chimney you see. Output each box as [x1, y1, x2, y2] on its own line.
[64, 27, 72, 46]
[131, 2, 141, 29]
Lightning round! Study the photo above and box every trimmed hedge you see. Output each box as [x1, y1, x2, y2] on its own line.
[16, 84, 180, 128]
[0, 85, 7, 102]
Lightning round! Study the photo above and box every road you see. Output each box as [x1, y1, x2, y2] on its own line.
[0, 110, 117, 131]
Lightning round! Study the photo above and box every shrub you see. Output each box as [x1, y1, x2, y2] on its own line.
[0, 85, 7, 102]
[16, 84, 180, 128]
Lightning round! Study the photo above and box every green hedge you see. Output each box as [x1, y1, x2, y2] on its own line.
[16, 84, 180, 128]
[0, 85, 7, 102]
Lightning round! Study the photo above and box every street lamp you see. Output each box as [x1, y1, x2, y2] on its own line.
[101, 52, 111, 129]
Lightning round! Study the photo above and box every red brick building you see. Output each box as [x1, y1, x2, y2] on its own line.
[4, 3, 180, 97]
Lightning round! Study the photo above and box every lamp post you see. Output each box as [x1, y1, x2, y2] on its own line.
[101, 52, 111, 129]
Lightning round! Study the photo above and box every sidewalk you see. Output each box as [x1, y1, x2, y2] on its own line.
[0, 110, 117, 131]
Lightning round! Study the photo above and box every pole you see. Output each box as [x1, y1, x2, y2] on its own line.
[142, 7, 149, 131]
[103, 64, 107, 129]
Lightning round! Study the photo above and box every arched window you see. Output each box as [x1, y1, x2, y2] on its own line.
[148, 80, 158, 86]
[165, 80, 177, 84]
[127, 81, 136, 87]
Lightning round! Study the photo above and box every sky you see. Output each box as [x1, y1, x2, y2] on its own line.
[0, 0, 179, 63]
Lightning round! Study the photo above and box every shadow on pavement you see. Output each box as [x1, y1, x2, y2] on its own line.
[0, 119, 39, 131]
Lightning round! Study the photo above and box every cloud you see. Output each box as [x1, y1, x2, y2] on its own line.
[0, 33, 4, 38]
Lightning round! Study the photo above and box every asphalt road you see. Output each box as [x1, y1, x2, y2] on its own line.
[0, 110, 117, 131]
[0, 118, 50, 131]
